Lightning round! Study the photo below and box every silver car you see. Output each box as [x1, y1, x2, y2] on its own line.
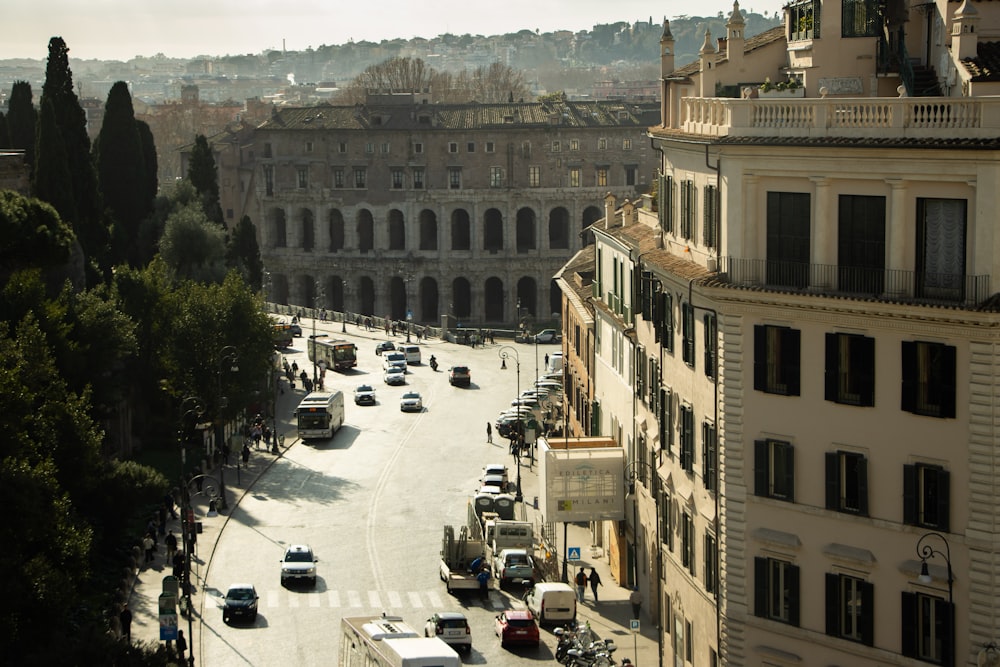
[384, 368, 406, 386]
[400, 391, 423, 412]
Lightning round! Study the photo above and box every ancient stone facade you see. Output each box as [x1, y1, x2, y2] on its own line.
[248, 93, 659, 328]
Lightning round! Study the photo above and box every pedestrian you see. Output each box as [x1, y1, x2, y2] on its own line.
[630, 587, 643, 619]
[575, 567, 587, 602]
[119, 603, 132, 643]
[157, 505, 167, 535]
[477, 568, 491, 601]
[545, 353, 549, 368]
[222, 442, 230, 465]
[385, 319, 390, 335]
[291, 360, 298, 374]
[299, 369, 308, 386]
[164, 492, 178, 520]
[146, 519, 158, 545]
[142, 533, 155, 564]
[172, 550, 185, 578]
[589, 568, 602, 602]
[176, 630, 187, 662]
[165, 530, 178, 562]
[242, 442, 251, 464]
[486, 422, 493, 444]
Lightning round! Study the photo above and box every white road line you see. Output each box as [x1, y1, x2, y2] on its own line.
[387, 591, 402, 607]
[267, 590, 281, 608]
[408, 592, 423, 608]
[367, 591, 382, 608]
[328, 590, 341, 607]
[348, 590, 363, 607]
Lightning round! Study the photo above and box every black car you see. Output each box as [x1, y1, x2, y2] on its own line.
[375, 341, 395, 356]
[449, 365, 471, 387]
[222, 583, 259, 624]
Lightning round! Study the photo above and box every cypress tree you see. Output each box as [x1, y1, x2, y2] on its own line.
[0, 112, 8, 148]
[94, 81, 147, 267]
[6, 81, 37, 166]
[135, 119, 158, 210]
[33, 98, 75, 225]
[226, 215, 264, 291]
[187, 134, 224, 227]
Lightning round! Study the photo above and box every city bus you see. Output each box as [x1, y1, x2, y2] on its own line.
[307, 336, 358, 372]
[271, 323, 294, 349]
[340, 615, 460, 667]
[295, 391, 345, 440]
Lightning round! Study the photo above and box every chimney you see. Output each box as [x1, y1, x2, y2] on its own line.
[604, 192, 617, 230]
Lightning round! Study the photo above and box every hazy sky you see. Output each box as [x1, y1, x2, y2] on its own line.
[5, 0, 787, 61]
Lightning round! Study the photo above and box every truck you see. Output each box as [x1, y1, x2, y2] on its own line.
[340, 614, 461, 667]
[492, 547, 536, 586]
[438, 525, 484, 594]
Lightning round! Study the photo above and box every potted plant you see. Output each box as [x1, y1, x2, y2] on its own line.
[760, 77, 804, 98]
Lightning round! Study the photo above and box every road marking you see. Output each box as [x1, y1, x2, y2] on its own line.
[309, 593, 321, 608]
[348, 590, 363, 607]
[288, 594, 300, 608]
[328, 591, 341, 607]
[368, 591, 382, 608]
[387, 591, 402, 607]
[408, 592, 423, 608]
[267, 590, 281, 608]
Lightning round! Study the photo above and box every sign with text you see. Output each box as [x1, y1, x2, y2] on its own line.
[158, 593, 178, 641]
[538, 439, 625, 523]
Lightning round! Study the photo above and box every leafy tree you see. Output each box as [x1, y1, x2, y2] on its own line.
[158, 202, 227, 283]
[187, 134, 224, 227]
[0, 190, 73, 278]
[6, 80, 37, 166]
[95, 81, 150, 267]
[226, 214, 264, 292]
[32, 98, 76, 229]
[0, 111, 8, 148]
[136, 120, 159, 214]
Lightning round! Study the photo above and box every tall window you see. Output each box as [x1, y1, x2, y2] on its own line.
[703, 313, 717, 379]
[626, 166, 637, 186]
[826, 574, 873, 644]
[297, 167, 308, 189]
[825, 333, 875, 406]
[552, 141, 561, 152]
[597, 168, 608, 187]
[448, 168, 462, 190]
[659, 173, 674, 234]
[353, 168, 366, 189]
[528, 166, 540, 187]
[755, 439, 794, 501]
[842, 0, 879, 37]
[902, 592, 953, 664]
[598, 138, 607, 150]
[332, 168, 344, 189]
[681, 302, 695, 367]
[365, 142, 374, 154]
[755, 557, 800, 625]
[789, 0, 819, 40]
[838, 194, 886, 294]
[413, 142, 423, 154]
[570, 139, 580, 151]
[901, 341, 956, 419]
[391, 168, 404, 189]
[903, 464, 950, 531]
[657, 291, 674, 353]
[490, 167, 505, 188]
[659, 386, 673, 455]
[569, 168, 581, 187]
[263, 165, 274, 196]
[680, 180, 696, 240]
[703, 184, 718, 249]
[486, 141, 495, 153]
[263, 142, 273, 158]
[448, 142, 458, 153]
[679, 404, 694, 472]
[702, 421, 717, 492]
[338, 142, 347, 153]
[467, 142, 475, 153]
[917, 198, 966, 302]
[412, 168, 424, 190]
[704, 534, 718, 597]
[680, 511, 695, 575]
[825, 451, 868, 515]
[753, 325, 801, 395]
[767, 191, 811, 288]
[623, 138, 632, 150]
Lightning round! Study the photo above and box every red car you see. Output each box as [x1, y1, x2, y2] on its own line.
[495, 609, 540, 648]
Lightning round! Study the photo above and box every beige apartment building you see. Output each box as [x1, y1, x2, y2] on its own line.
[570, 1, 1000, 665]
[238, 92, 658, 328]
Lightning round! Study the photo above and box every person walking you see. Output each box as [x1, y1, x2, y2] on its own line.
[630, 587, 643, 619]
[477, 568, 491, 601]
[142, 533, 155, 564]
[544, 353, 550, 369]
[486, 422, 493, 444]
[242, 442, 251, 465]
[176, 630, 187, 662]
[588, 568, 602, 602]
[119, 603, 132, 643]
[165, 530, 178, 562]
[575, 567, 587, 602]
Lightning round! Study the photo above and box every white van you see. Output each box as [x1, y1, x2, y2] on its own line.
[524, 582, 576, 626]
[547, 352, 564, 374]
[399, 344, 421, 365]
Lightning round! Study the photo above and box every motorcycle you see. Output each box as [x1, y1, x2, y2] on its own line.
[429, 356, 439, 371]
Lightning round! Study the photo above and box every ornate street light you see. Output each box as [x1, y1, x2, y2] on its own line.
[216, 346, 239, 511]
[498, 345, 523, 502]
[625, 459, 664, 667]
[917, 531, 955, 667]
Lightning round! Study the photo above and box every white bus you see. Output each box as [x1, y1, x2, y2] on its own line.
[340, 615, 460, 667]
[295, 391, 345, 440]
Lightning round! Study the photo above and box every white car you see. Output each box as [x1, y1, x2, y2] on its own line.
[383, 352, 407, 372]
[384, 368, 406, 386]
[424, 612, 472, 653]
[400, 391, 423, 412]
[280, 544, 318, 586]
[354, 384, 377, 405]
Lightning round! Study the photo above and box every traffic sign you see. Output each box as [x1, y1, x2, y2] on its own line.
[630, 619, 641, 632]
[567, 547, 581, 560]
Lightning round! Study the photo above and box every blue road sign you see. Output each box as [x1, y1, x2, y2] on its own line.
[630, 619, 641, 632]
[567, 547, 581, 560]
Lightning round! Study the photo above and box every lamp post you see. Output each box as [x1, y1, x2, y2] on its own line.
[175, 396, 204, 666]
[625, 459, 664, 667]
[178, 471, 220, 667]
[341, 278, 348, 334]
[312, 281, 324, 385]
[917, 532, 955, 667]
[498, 345, 523, 502]
[216, 346, 239, 511]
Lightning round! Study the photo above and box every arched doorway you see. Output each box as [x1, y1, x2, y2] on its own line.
[484, 209, 503, 252]
[419, 277, 438, 322]
[549, 207, 570, 249]
[388, 209, 405, 250]
[452, 277, 471, 320]
[484, 277, 504, 322]
[419, 209, 438, 250]
[358, 209, 374, 253]
[516, 207, 536, 252]
[582, 205, 602, 247]
[359, 276, 375, 316]
[451, 208, 471, 250]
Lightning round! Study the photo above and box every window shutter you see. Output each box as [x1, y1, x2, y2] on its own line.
[825, 573, 839, 636]
[900, 341, 917, 412]
[941, 345, 957, 418]
[859, 336, 876, 406]
[754, 557, 768, 617]
[860, 581, 874, 646]
[825, 452, 839, 510]
[900, 592, 917, 657]
[754, 440, 768, 496]
[825, 333, 838, 401]
[651, 287, 661, 341]
[902, 464, 917, 525]
[785, 445, 795, 502]
[937, 469, 950, 532]
[787, 328, 802, 396]
[659, 388, 669, 451]
[942, 600, 955, 662]
[857, 457, 869, 516]
[754, 325, 766, 391]
[788, 564, 801, 626]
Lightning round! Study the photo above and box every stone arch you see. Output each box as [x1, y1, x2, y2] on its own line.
[419, 277, 438, 322]
[298, 275, 317, 306]
[300, 208, 315, 251]
[269, 207, 287, 248]
[328, 209, 345, 251]
[582, 205, 602, 247]
[452, 277, 472, 319]
[451, 208, 471, 250]
[549, 206, 570, 250]
[516, 207, 536, 252]
[327, 276, 345, 312]
[388, 208, 406, 250]
[270, 273, 290, 305]
[419, 209, 438, 250]
[516, 276, 538, 320]
[357, 209, 374, 253]
[484, 276, 505, 322]
[389, 276, 408, 321]
[484, 208, 503, 253]
[359, 276, 375, 316]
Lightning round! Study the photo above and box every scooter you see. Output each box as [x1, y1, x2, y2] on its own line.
[429, 357, 439, 371]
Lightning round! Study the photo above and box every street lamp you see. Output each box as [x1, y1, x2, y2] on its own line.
[498, 345, 523, 502]
[312, 281, 325, 384]
[216, 346, 239, 511]
[178, 471, 220, 667]
[341, 278, 348, 334]
[917, 531, 955, 667]
[625, 459, 664, 667]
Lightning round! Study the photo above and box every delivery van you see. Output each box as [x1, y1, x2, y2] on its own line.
[399, 344, 421, 365]
[524, 582, 576, 626]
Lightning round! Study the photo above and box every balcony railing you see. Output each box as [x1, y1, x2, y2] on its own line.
[718, 257, 990, 309]
[673, 96, 1000, 140]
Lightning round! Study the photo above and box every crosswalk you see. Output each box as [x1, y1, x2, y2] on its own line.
[209, 587, 510, 612]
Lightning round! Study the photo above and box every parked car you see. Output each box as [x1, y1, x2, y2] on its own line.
[222, 583, 259, 624]
[400, 391, 423, 412]
[534, 329, 560, 344]
[448, 365, 471, 387]
[424, 611, 472, 653]
[483, 463, 509, 485]
[384, 368, 406, 386]
[279, 545, 317, 587]
[375, 341, 395, 356]
[495, 609, 540, 648]
[354, 384, 377, 405]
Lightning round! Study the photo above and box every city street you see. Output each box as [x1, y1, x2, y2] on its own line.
[200, 321, 565, 665]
